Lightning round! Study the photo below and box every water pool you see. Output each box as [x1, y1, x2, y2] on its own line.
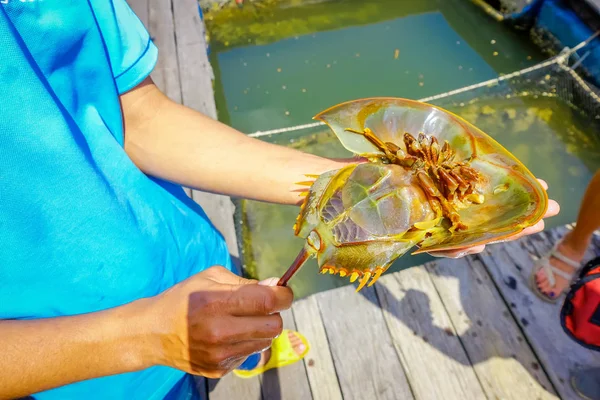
[207, 0, 547, 132]
[204, 0, 600, 298]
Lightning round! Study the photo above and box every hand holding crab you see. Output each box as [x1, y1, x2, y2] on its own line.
[278, 98, 559, 291]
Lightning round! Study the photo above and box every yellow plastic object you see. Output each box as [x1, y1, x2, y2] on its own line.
[233, 329, 310, 378]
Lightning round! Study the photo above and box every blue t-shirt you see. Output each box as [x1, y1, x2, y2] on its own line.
[0, 1, 232, 398]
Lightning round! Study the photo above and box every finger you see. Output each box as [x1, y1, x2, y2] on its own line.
[192, 339, 273, 373]
[196, 314, 284, 344]
[487, 199, 558, 245]
[201, 265, 259, 286]
[537, 179, 548, 190]
[502, 219, 545, 243]
[228, 284, 294, 316]
[258, 277, 280, 286]
[428, 244, 485, 258]
[544, 199, 560, 218]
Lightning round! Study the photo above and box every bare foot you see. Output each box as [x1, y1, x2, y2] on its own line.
[253, 331, 306, 370]
[535, 234, 585, 298]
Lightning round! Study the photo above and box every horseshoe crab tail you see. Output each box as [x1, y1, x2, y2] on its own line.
[278, 246, 312, 287]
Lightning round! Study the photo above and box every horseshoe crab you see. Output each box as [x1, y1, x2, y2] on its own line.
[277, 98, 548, 292]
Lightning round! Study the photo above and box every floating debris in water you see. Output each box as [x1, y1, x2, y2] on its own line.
[282, 85, 287, 90]
[491, 39, 496, 44]
[266, 53, 270, 57]
[243, 62, 247, 67]
[481, 105, 494, 115]
[394, 49, 399, 59]
[458, 65, 463, 70]
[418, 82, 424, 87]
[301, 88, 307, 93]
[277, 67, 282, 72]
[493, 51, 499, 56]
[355, 53, 360, 57]
[418, 74, 424, 79]
[326, 64, 331, 68]
[568, 166, 581, 176]
[456, 40, 460, 45]
[285, 111, 290, 116]
[527, 55, 532, 60]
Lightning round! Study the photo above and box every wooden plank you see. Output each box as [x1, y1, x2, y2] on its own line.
[148, 0, 183, 104]
[172, 0, 218, 119]
[260, 309, 312, 400]
[207, 366, 262, 400]
[585, 0, 600, 14]
[316, 285, 414, 400]
[426, 257, 557, 399]
[209, 309, 313, 400]
[375, 267, 485, 399]
[479, 228, 600, 399]
[292, 295, 343, 400]
[170, 0, 239, 256]
[127, 0, 149, 28]
[146, 0, 191, 198]
[191, 192, 240, 265]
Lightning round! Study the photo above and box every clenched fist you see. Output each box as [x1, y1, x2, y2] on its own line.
[140, 266, 293, 378]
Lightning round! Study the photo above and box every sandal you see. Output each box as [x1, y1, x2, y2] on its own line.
[233, 329, 310, 378]
[529, 241, 582, 303]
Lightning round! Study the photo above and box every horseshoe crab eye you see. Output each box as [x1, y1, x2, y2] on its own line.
[306, 231, 321, 251]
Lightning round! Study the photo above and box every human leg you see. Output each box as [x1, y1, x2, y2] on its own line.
[533, 171, 600, 301]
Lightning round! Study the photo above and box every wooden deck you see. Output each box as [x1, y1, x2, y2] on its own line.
[127, 1, 600, 398]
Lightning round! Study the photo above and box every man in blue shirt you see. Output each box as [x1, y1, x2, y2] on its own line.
[0, 1, 558, 399]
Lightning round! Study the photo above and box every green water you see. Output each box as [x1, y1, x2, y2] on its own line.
[208, 0, 546, 133]
[205, 0, 600, 297]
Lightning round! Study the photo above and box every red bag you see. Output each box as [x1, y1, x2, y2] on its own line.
[561, 256, 600, 351]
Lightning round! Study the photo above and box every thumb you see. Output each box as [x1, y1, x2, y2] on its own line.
[204, 265, 258, 286]
[258, 277, 280, 287]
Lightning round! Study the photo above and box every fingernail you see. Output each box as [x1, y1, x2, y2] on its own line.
[258, 277, 280, 286]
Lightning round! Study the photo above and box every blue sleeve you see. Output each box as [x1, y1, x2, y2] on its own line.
[90, 0, 158, 94]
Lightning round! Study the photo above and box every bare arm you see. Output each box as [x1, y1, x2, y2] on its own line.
[0, 268, 293, 399]
[0, 299, 155, 399]
[120, 78, 560, 256]
[120, 77, 349, 206]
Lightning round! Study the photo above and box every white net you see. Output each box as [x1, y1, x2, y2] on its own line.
[248, 34, 600, 141]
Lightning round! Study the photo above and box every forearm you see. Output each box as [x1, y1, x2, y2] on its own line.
[121, 79, 347, 206]
[0, 299, 156, 399]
